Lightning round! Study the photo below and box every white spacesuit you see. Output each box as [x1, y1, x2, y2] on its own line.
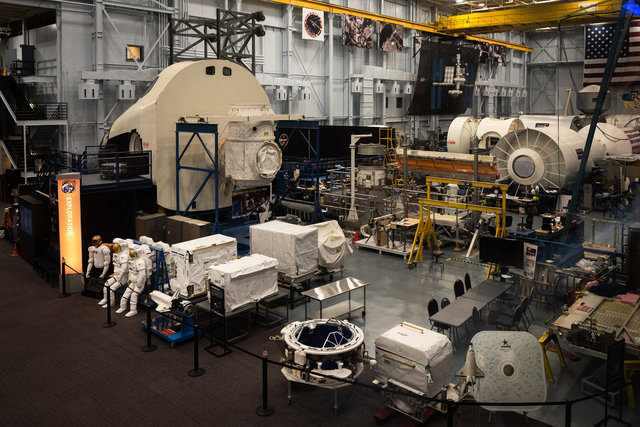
[86, 235, 111, 279]
[116, 245, 148, 317]
[98, 238, 130, 307]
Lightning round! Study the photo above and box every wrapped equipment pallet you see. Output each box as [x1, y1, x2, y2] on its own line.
[308, 220, 352, 270]
[208, 254, 279, 312]
[375, 322, 453, 399]
[171, 234, 237, 296]
[250, 220, 318, 277]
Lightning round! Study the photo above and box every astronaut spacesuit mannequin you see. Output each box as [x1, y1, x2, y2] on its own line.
[116, 245, 148, 317]
[86, 235, 111, 280]
[98, 238, 129, 307]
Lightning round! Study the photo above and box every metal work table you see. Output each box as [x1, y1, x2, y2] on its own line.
[389, 217, 420, 252]
[302, 277, 369, 320]
[461, 279, 511, 304]
[430, 298, 486, 329]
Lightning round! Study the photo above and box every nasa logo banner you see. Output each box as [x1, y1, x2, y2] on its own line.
[57, 177, 83, 274]
[302, 8, 324, 41]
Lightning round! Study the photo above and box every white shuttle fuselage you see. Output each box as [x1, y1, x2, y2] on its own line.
[106, 59, 298, 212]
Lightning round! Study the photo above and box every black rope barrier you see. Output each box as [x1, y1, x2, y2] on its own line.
[58, 259, 75, 298]
[228, 340, 640, 423]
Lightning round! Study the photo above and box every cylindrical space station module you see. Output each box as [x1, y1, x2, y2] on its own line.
[492, 128, 604, 190]
[475, 117, 524, 151]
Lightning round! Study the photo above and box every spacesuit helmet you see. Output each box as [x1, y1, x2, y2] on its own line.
[112, 238, 124, 253]
[129, 248, 137, 259]
[92, 235, 102, 247]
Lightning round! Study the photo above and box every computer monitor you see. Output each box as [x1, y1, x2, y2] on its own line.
[479, 236, 524, 269]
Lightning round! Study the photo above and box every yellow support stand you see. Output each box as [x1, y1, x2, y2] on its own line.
[407, 177, 508, 269]
[539, 331, 567, 383]
[624, 360, 640, 408]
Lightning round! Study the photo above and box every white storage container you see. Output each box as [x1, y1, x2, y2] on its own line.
[250, 220, 318, 277]
[208, 254, 279, 312]
[375, 322, 453, 396]
[171, 234, 237, 296]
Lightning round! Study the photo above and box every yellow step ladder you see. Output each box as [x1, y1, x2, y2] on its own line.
[539, 331, 567, 383]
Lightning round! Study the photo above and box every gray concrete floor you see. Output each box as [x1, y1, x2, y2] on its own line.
[282, 215, 639, 427]
[4, 192, 637, 426]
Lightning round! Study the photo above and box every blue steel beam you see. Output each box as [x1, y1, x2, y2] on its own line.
[562, 7, 633, 243]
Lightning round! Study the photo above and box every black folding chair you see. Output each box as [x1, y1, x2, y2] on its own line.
[454, 279, 465, 299]
[464, 273, 472, 291]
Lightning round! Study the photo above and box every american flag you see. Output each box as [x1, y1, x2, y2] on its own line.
[583, 20, 640, 86]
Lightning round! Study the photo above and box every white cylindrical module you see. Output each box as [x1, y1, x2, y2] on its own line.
[476, 118, 524, 151]
[577, 85, 611, 115]
[357, 165, 386, 188]
[519, 115, 581, 131]
[578, 123, 638, 156]
[223, 105, 283, 188]
[446, 116, 478, 154]
[493, 128, 602, 190]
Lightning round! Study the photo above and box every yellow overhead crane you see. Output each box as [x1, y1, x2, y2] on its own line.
[435, 0, 622, 35]
[262, 0, 532, 52]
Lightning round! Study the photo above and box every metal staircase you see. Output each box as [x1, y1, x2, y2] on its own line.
[0, 75, 67, 180]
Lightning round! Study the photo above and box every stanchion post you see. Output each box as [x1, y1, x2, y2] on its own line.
[102, 282, 116, 328]
[58, 258, 70, 298]
[446, 400, 454, 427]
[565, 400, 572, 427]
[256, 352, 275, 416]
[188, 320, 205, 377]
[141, 302, 157, 352]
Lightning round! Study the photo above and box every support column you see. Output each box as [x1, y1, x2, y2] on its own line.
[94, 0, 105, 144]
[23, 126, 27, 184]
[328, 14, 334, 125]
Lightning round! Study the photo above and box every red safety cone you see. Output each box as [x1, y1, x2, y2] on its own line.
[353, 231, 359, 243]
[10, 242, 19, 256]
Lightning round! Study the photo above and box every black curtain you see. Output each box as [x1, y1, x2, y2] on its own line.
[408, 40, 478, 116]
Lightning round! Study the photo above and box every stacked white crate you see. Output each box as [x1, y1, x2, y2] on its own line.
[250, 220, 318, 277]
[171, 234, 237, 296]
[208, 254, 279, 312]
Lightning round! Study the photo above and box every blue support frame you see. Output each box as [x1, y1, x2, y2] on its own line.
[133, 239, 170, 292]
[563, 7, 633, 242]
[275, 120, 324, 223]
[175, 122, 222, 233]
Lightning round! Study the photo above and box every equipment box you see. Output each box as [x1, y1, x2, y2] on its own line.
[375, 322, 453, 396]
[166, 215, 185, 244]
[135, 213, 166, 242]
[250, 220, 318, 277]
[208, 254, 279, 313]
[182, 217, 212, 241]
[171, 234, 237, 296]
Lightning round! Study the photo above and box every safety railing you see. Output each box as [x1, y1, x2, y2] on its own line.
[48, 147, 152, 188]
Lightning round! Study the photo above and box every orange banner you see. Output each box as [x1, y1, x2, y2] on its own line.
[57, 177, 83, 274]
